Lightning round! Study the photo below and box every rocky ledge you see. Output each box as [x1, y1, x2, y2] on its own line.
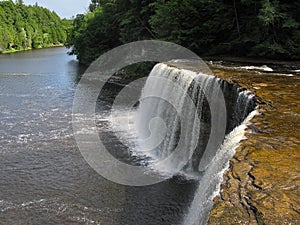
[208, 66, 300, 224]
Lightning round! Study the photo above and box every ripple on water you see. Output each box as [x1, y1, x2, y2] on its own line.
[0, 198, 123, 225]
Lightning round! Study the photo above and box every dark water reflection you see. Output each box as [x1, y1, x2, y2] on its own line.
[0, 47, 196, 225]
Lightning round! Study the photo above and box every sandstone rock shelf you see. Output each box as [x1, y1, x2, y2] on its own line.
[208, 66, 300, 224]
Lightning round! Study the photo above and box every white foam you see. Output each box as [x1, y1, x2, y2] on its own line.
[240, 65, 273, 72]
[183, 110, 258, 225]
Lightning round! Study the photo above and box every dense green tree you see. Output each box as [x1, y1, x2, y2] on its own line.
[67, 0, 300, 64]
[0, 0, 69, 53]
[150, 0, 234, 54]
[67, 0, 156, 64]
[89, 0, 101, 12]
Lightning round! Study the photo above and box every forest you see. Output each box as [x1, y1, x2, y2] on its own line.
[66, 0, 300, 65]
[0, 0, 69, 53]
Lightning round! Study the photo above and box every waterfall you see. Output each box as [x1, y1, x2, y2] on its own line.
[136, 63, 230, 175]
[135, 62, 257, 224]
[136, 63, 201, 174]
[183, 110, 257, 225]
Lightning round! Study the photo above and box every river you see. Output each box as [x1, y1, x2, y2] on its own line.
[0, 47, 199, 224]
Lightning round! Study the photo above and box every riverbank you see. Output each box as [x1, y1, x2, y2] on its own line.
[0, 43, 65, 54]
[208, 65, 300, 224]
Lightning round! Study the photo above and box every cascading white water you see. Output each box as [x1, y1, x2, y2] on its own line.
[108, 62, 256, 223]
[136, 64, 197, 165]
[136, 63, 228, 175]
[134, 62, 257, 224]
[234, 88, 256, 124]
[183, 110, 258, 225]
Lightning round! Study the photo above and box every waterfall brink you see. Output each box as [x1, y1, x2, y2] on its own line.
[135, 62, 257, 224]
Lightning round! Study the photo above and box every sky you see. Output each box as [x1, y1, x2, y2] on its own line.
[23, 0, 91, 18]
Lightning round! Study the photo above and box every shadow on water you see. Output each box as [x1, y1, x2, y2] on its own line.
[119, 180, 198, 225]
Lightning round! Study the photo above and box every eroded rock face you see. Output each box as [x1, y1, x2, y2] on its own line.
[208, 67, 300, 224]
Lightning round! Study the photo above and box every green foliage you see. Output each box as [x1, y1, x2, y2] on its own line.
[67, 0, 155, 64]
[239, 0, 300, 58]
[0, 1, 69, 53]
[68, 0, 300, 64]
[149, 0, 234, 54]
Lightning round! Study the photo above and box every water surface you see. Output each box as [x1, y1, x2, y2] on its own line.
[0, 47, 197, 225]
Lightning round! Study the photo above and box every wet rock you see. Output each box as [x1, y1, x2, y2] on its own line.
[208, 67, 300, 224]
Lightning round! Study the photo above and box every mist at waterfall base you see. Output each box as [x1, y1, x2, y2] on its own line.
[106, 63, 256, 224]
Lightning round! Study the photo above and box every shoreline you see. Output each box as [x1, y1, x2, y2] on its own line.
[0, 43, 65, 54]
